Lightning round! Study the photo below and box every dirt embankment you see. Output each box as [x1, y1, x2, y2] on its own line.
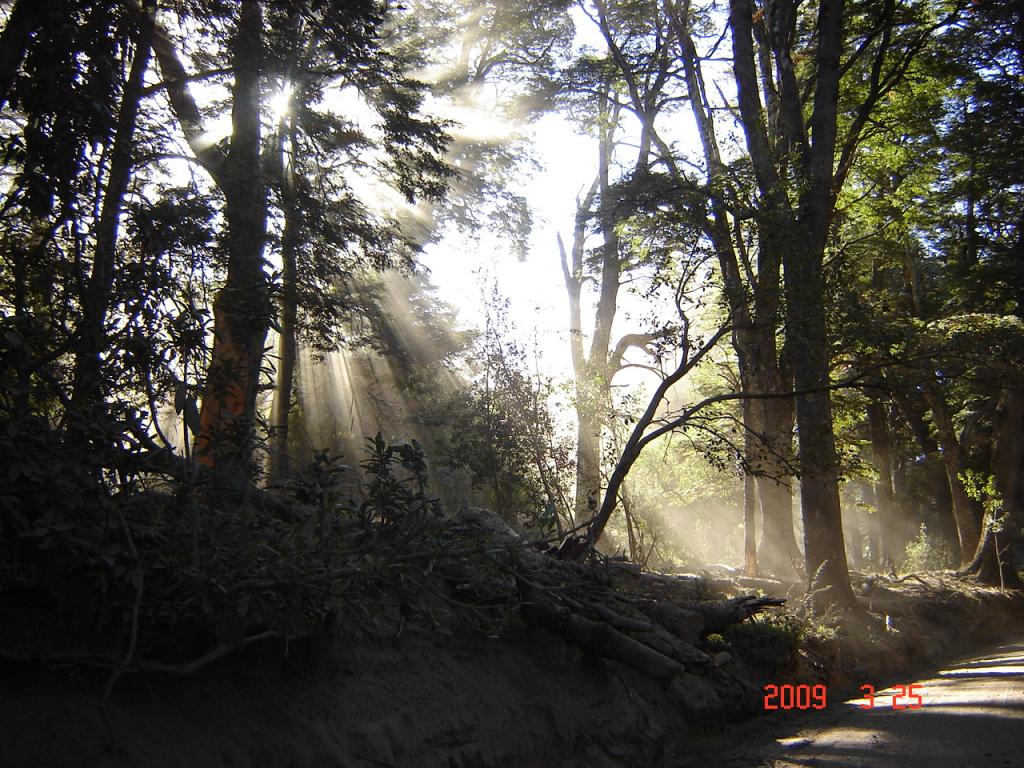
[3, 518, 1023, 768]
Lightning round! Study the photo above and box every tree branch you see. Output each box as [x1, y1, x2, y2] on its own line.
[152, 21, 227, 183]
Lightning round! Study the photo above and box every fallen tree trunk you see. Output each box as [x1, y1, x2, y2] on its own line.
[517, 577, 706, 678]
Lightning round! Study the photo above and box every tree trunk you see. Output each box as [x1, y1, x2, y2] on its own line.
[844, 483, 865, 570]
[741, 396, 759, 576]
[192, 0, 269, 487]
[966, 374, 1024, 587]
[0, 0, 56, 109]
[892, 454, 913, 554]
[565, 87, 621, 526]
[574, 406, 603, 525]
[267, 116, 299, 486]
[732, 0, 849, 594]
[860, 481, 882, 569]
[749, 232, 801, 581]
[784, 227, 855, 609]
[991, 376, 1024, 549]
[742, 440, 758, 577]
[753, 389, 801, 578]
[923, 382, 981, 566]
[780, 0, 855, 610]
[70, 5, 155, 422]
[669, 0, 800, 577]
[622, 489, 640, 563]
[866, 397, 900, 567]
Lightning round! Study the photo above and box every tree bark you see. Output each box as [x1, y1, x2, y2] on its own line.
[844, 483, 865, 570]
[866, 397, 899, 566]
[0, 0, 56, 109]
[923, 382, 981, 565]
[749, 225, 801, 578]
[991, 375, 1024, 558]
[742, 410, 759, 577]
[70, 5, 155, 422]
[268, 114, 299, 486]
[752, 387, 801, 578]
[785, 230, 856, 609]
[574, 410, 603, 525]
[185, 2, 269, 483]
[860, 480, 882, 569]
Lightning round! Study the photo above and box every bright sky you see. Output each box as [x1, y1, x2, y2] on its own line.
[419, 5, 718, 388]
[156, 3, 713, 391]
[420, 5, 635, 385]
[420, 110, 598, 382]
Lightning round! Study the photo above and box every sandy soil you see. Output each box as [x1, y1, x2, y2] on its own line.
[679, 637, 1024, 768]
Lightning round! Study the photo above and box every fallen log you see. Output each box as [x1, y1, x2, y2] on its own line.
[634, 601, 706, 644]
[517, 577, 697, 679]
[682, 595, 787, 635]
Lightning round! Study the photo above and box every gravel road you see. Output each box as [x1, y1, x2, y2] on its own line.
[680, 638, 1024, 768]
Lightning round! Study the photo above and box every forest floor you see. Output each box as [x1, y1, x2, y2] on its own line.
[3, 510, 1024, 768]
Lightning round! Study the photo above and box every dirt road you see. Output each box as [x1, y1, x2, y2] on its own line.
[681, 638, 1024, 768]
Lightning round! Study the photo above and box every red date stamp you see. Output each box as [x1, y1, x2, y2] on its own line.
[763, 683, 925, 711]
[857, 684, 924, 710]
[763, 684, 828, 710]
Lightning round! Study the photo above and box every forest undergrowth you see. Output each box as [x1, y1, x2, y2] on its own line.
[4, 429, 1022, 750]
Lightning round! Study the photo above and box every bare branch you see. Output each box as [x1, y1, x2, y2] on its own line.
[152, 21, 227, 183]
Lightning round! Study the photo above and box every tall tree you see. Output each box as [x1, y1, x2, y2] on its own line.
[70, 2, 157, 426]
[154, 1, 452, 486]
[556, 36, 670, 527]
[663, 0, 801, 577]
[724, 0, 954, 606]
[154, 1, 269, 482]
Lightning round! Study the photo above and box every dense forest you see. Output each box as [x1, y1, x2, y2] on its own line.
[1, 0, 1023, 765]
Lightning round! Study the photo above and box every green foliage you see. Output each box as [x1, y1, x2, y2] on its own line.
[0, 425, 450, 672]
[427, 285, 573, 532]
[359, 433, 440, 527]
[723, 620, 800, 677]
[902, 523, 955, 573]
[960, 470, 1007, 537]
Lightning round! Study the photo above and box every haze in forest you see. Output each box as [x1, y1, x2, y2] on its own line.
[2, 0, 1022, 635]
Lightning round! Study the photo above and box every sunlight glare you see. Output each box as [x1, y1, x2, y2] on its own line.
[269, 82, 293, 122]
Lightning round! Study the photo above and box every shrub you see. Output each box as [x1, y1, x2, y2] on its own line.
[902, 523, 954, 573]
[723, 620, 800, 677]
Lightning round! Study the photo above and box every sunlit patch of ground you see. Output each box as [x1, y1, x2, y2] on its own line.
[760, 641, 1024, 768]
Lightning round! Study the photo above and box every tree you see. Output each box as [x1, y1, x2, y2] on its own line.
[260, 6, 451, 484]
[558, 74, 631, 526]
[661, 0, 802, 578]
[70, 2, 157, 427]
[153, 1, 271, 484]
[558, 2, 734, 531]
[934, 0, 1024, 582]
[722, 0, 959, 607]
[153, 1, 452, 488]
[829, 0, 1024, 582]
